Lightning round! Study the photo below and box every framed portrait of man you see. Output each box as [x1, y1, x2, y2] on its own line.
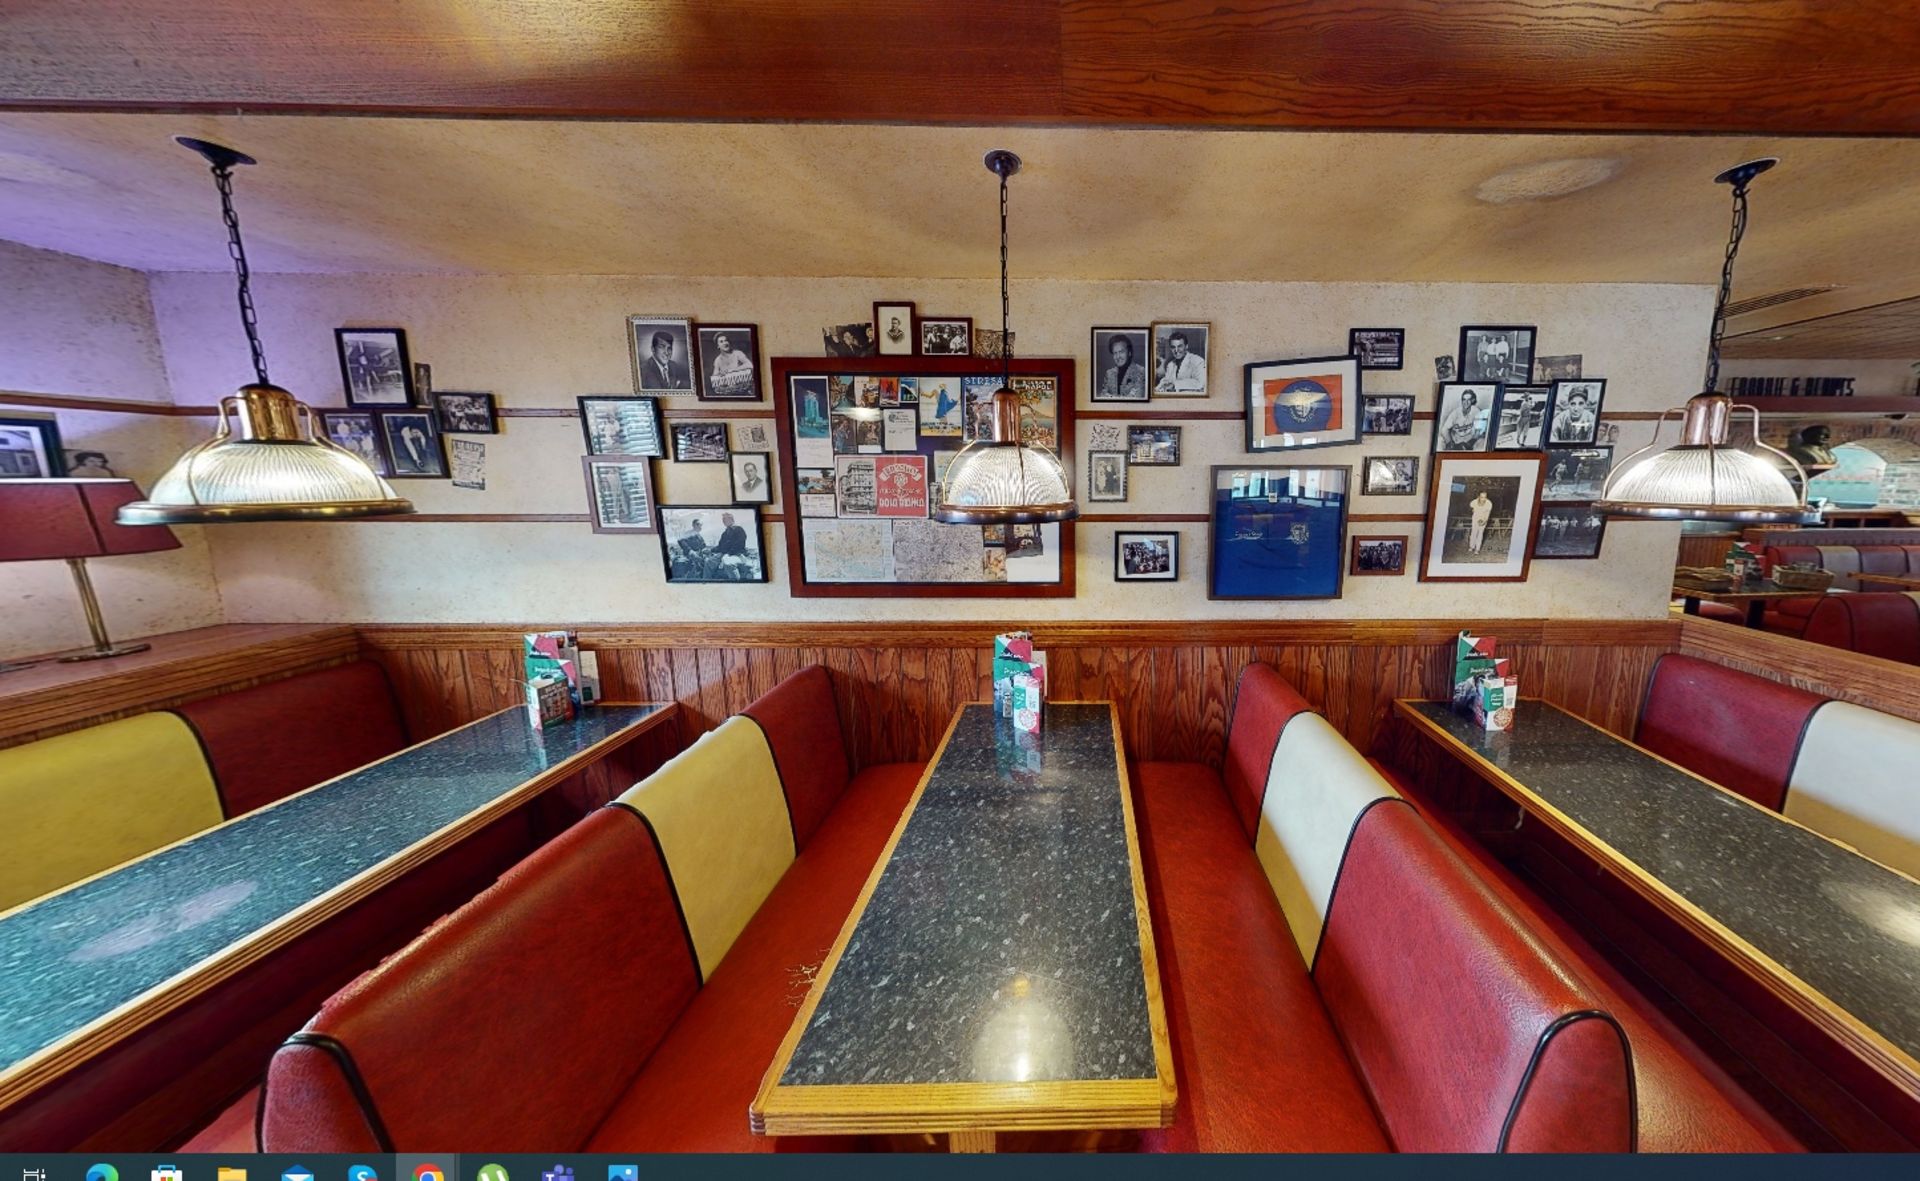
[873, 301, 915, 356]
[1418, 452, 1546, 582]
[696, 324, 762, 401]
[629, 314, 697, 395]
[1091, 326, 1152, 402]
[1151, 321, 1211, 398]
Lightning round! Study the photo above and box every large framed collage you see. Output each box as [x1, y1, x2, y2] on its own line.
[771, 355, 1077, 598]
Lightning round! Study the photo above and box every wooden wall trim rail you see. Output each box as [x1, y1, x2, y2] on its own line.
[0, 391, 215, 417]
[1678, 616, 1920, 724]
[356, 618, 1681, 651]
[3, 1, 1916, 135]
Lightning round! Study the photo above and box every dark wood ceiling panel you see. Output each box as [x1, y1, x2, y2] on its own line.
[1723, 296, 1920, 360]
[3, 0, 1918, 134]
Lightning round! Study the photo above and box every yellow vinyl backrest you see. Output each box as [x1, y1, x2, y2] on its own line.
[0, 712, 224, 913]
[616, 716, 795, 978]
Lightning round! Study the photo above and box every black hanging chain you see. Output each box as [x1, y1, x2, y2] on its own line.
[1702, 174, 1750, 396]
[211, 161, 271, 386]
[999, 166, 1013, 389]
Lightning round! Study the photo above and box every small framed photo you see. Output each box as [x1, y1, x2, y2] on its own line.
[1547, 379, 1607, 444]
[730, 450, 774, 505]
[1492, 385, 1551, 450]
[696, 325, 761, 401]
[919, 317, 972, 356]
[1350, 535, 1408, 576]
[873, 301, 916, 356]
[1127, 425, 1182, 466]
[1543, 445, 1613, 502]
[1349, 328, 1405, 371]
[1361, 455, 1420, 496]
[335, 328, 415, 407]
[376, 409, 448, 478]
[1091, 326, 1152, 401]
[1419, 451, 1546, 583]
[0, 415, 66, 478]
[731, 420, 774, 452]
[317, 411, 389, 476]
[671, 421, 730, 463]
[629, 315, 698, 395]
[1151, 321, 1211, 397]
[1208, 464, 1350, 600]
[1115, 531, 1179, 581]
[972, 328, 1014, 359]
[1088, 451, 1129, 501]
[434, 391, 498, 434]
[1535, 504, 1608, 560]
[1361, 395, 1414, 435]
[578, 396, 663, 457]
[1535, 354, 1583, 383]
[1458, 325, 1537, 385]
[658, 505, 767, 583]
[1432, 382, 1498, 452]
[823, 322, 877, 357]
[582, 455, 658, 534]
[1245, 354, 1361, 451]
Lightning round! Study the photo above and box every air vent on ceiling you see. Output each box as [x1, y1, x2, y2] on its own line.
[1724, 285, 1842, 318]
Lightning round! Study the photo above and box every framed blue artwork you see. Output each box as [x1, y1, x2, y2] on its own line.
[1207, 464, 1350, 600]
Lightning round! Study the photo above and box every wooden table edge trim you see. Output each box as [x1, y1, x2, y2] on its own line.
[1389, 698, 1920, 1101]
[751, 700, 1177, 1138]
[0, 701, 679, 1111]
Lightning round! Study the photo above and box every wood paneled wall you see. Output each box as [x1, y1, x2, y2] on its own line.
[357, 619, 1683, 769]
[1679, 616, 1920, 725]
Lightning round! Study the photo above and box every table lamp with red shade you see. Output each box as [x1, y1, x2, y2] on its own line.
[0, 478, 181, 668]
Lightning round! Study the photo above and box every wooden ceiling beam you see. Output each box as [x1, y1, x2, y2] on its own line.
[2, 1, 1917, 135]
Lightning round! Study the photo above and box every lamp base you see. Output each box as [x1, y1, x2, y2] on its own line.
[56, 642, 153, 663]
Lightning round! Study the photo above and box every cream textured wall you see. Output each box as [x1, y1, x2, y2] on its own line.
[0, 241, 223, 660]
[144, 271, 1704, 624]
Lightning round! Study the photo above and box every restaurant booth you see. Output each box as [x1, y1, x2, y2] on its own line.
[2, 3, 1919, 1167]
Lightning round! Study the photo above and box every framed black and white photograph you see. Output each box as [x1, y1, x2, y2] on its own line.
[672, 421, 729, 463]
[1361, 455, 1420, 496]
[582, 455, 657, 534]
[1349, 328, 1405, 371]
[1434, 355, 1456, 381]
[919, 317, 972, 356]
[434, 391, 498, 434]
[1151, 321, 1211, 397]
[1091, 327, 1152, 402]
[972, 328, 1014, 359]
[1088, 451, 1129, 502]
[730, 450, 774, 505]
[376, 409, 447, 478]
[696, 325, 761, 401]
[1534, 505, 1608, 559]
[1543, 445, 1613, 502]
[1350, 535, 1408, 576]
[823, 322, 876, 357]
[1458, 325, 1536, 385]
[0, 415, 65, 478]
[1547, 379, 1607, 444]
[318, 411, 388, 476]
[1245, 354, 1362, 452]
[1418, 452, 1545, 583]
[1115, 531, 1178, 581]
[1362, 395, 1414, 436]
[1127, 425, 1182, 466]
[658, 506, 767, 583]
[1207, 465, 1350, 600]
[578, 396, 663, 457]
[629, 315, 698, 395]
[872, 301, 915, 356]
[335, 328, 414, 407]
[1492, 385, 1551, 450]
[1535, 354, 1583, 384]
[1432, 382, 1498, 452]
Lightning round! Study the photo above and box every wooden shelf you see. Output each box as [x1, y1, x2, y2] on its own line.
[1731, 396, 1920, 416]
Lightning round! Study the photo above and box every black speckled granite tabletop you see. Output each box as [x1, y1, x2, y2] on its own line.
[1406, 700, 1920, 1064]
[0, 704, 666, 1078]
[780, 703, 1155, 1087]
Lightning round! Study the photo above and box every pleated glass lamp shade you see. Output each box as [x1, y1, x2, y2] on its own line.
[118, 384, 413, 524]
[933, 387, 1077, 525]
[1593, 392, 1820, 525]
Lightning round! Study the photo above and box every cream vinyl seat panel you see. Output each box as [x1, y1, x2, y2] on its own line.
[1251, 712, 1401, 967]
[616, 716, 796, 979]
[1784, 701, 1920, 881]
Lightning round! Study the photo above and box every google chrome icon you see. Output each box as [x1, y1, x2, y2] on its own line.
[414, 1166, 445, 1181]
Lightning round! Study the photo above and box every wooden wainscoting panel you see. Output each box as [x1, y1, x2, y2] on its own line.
[1679, 617, 1920, 725]
[355, 620, 1684, 769]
